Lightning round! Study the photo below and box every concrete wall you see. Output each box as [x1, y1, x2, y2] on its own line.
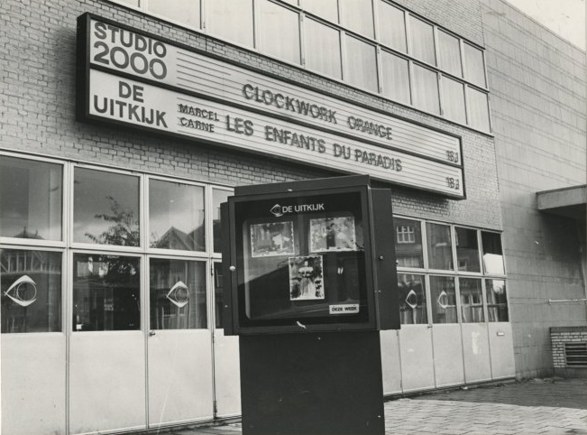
[482, 0, 587, 378]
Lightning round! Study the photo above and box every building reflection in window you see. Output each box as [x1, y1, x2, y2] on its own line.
[459, 278, 484, 323]
[1, 249, 62, 333]
[0, 156, 62, 241]
[427, 223, 453, 270]
[397, 273, 427, 325]
[150, 179, 205, 251]
[150, 259, 207, 330]
[455, 227, 480, 272]
[430, 275, 457, 323]
[486, 279, 508, 322]
[393, 218, 423, 268]
[73, 254, 140, 331]
[482, 231, 505, 275]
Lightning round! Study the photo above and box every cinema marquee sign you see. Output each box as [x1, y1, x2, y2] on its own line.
[77, 14, 465, 199]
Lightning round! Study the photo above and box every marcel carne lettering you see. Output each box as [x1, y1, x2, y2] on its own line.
[243, 84, 337, 125]
[264, 126, 326, 154]
[94, 81, 168, 128]
[178, 104, 219, 132]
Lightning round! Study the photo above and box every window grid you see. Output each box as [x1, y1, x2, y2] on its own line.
[107, 0, 491, 132]
[394, 215, 508, 326]
[0, 153, 234, 334]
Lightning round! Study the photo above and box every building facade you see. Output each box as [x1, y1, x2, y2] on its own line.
[0, 1, 584, 434]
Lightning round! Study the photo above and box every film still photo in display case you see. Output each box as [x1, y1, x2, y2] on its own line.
[235, 190, 371, 328]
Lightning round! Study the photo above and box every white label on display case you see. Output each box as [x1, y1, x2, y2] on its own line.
[329, 304, 360, 314]
[80, 16, 466, 199]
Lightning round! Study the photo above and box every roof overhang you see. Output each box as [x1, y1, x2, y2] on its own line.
[536, 185, 586, 220]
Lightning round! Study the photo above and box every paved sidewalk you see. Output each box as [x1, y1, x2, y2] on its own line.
[148, 378, 587, 435]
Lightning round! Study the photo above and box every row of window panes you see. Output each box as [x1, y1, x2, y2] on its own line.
[0, 155, 230, 333]
[398, 273, 508, 325]
[0, 156, 231, 252]
[111, 0, 491, 132]
[394, 217, 505, 275]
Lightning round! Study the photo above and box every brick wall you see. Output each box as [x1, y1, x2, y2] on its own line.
[550, 327, 587, 369]
[0, 0, 501, 231]
[482, 0, 587, 378]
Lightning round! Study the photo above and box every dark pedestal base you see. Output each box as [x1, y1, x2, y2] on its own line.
[239, 331, 385, 435]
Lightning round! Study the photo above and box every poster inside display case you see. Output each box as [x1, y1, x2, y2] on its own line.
[222, 175, 399, 334]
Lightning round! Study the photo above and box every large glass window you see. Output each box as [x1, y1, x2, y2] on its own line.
[441, 76, 466, 124]
[73, 254, 140, 331]
[409, 16, 436, 65]
[1, 249, 62, 333]
[413, 64, 440, 114]
[464, 43, 486, 87]
[74, 168, 140, 246]
[305, 19, 342, 80]
[393, 218, 423, 268]
[345, 35, 378, 93]
[486, 279, 508, 322]
[258, 0, 301, 65]
[341, 0, 374, 38]
[213, 189, 231, 253]
[468, 87, 490, 132]
[378, 1, 407, 52]
[0, 156, 62, 241]
[149, 180, 205, 251]
[150, 259, 207, 329]
[147, 0, 200, 30]
[438, 30, 462, 77]
[206, 0, 254, 48]
[426, 223, 452, 270]
[430, 275, 457, 323]
[398, 273, 427, 324]
[459, 278, 484, 323]
[455, 227, 480, 272]
[482, 231, 505, 275]
[381, 51, 410, 105]
[302, 0, 338, 22]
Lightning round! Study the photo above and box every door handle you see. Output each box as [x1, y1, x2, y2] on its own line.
[149, 330, 156, 337]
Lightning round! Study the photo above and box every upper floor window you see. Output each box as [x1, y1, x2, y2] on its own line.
[396, 225, 415, 244]
[409, 16, 436, 66]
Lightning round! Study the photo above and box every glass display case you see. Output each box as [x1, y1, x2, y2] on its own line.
[222, 176, 399, 334]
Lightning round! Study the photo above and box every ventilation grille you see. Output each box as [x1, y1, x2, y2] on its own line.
[564, 342, 587, 367]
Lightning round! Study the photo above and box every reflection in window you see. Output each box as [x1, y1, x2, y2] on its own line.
[1, 250, 62, 333]
[459, 278, 484, 323]
[0, 157, 62, 240]
[394, 218, 423, 268]
[341, 0, 374, 38]
[381, 51, 410, 105]
[214, 262, 224, 328]
[305, 18, 342, 79]
[464, 43, 486, 87]
[378, 2, 406, 52]
[441, 76, 466, 124]
[147, 0, 200, 29]
[398, 273, 427, 324]
[73, 254, 140, 331]
[345, 36, 378, 93]
[150, 259, 207, 330]
[413, 65, 440, 114]
[438, 30, 462, 76]
[149, 180, 205, 251]
[455, 227, 480, 272]
[410, 16, 436, 65]
[430, 275, 457, 323]
[302, 0, 338, 22]
[74, 168, 140, 246]
[213, 189, 231, 253]
[486, 279, 508, 321]
[207, 0, 254, 48]
[468, 87, 490, 132]
[259, 0, 301, 65]
[426, 223, 453, 270]
[482, 232, 505, 275]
